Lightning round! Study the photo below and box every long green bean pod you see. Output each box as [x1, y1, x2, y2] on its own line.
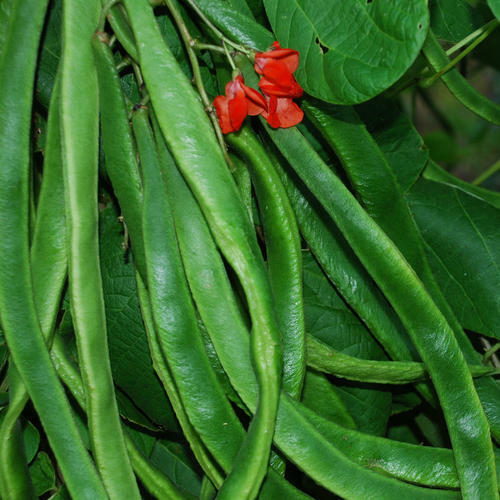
[135, 272, 224, 488]
[0, 75, 66, 500]
[228, 127, 306, 400]
[153, 117, 310, 500]
[150, 116, 459, 499]
[0, 1, 106, 497]
[50, 334, 192, 500]
[302, 98, 500, 440]
[123, 2, 282, 497]
[92, 32, 146, 280]
[133, 106, 243, 473]
[307, 335, 494, 384]
[60, 0, 140, 497]
[266, 124, 498, 499]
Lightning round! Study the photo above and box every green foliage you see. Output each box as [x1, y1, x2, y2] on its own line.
[265, 0, 429, 104]
[1, 0, 499, 498]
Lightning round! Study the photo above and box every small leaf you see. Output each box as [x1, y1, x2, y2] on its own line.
[264, 0, 429, 104]
[29, 452, 56, 497]
[149, 440, 202, 497]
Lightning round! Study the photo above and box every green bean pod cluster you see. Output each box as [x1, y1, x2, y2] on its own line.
[0, 0, 499, 499]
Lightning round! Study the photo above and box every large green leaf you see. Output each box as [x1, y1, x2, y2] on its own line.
[488, 0, 500, 21]
[356, 98, 428, 192]
[303, 253, 392, 436]
[99, 205, 177, 430]
[407, 178, 500, 339]
[264, 0, 429, 104]
[430, 0, 492, 42]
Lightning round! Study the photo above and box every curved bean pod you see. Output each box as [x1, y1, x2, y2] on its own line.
[153, 117, 459, 499]
[50, 334, 192, 500]
[302, 98, 500, 440]
[422, 30, 500, 125]
[0, 75, 66, 500]
[123, 2, 282, 497]
[307, 335, 494, 384]
[297, 401, 500, 490]
[0, 366, 36, 500]
[135, 273, 224, 488]
[228, 127, 306, 399]
[60, 0, 139, 496]
[133, 106, 244, 476]
[92, 32, 146, 279]
[265, 123, 499, 499]
[0, 0, 106, 497]
[424, 160, 500, 210]
[154, 120, 311, 500]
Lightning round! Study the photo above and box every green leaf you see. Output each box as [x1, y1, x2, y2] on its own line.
[264, 0, 429, 104]
[423, 160, 500, 210]
[99, 204, 178, 430]
[149, 441, 202, 497]
[356, 98, 428, 192]
[407, 178, 500, 339]
[21, 419, 40, 464]
[301, 370, 357, 429]
[430, 0, 492, 42]
[29, 451, 56, 497]
[0, 411, 41, 464]
[35, 0, 61, 108]
[488, 0, 500, 21]
[303, 253, 392, 436]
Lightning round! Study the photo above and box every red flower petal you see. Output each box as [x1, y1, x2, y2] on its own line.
[228, 93, 248, 131]
[241, 85, 267, 115]
[274, 97, 303, 128]
[259, 73, 303, 98]
[255, 41, 299, 74]
[262, 95, 280, 128]
[262, 96, 303, 129]
[213, 95, 234, 134]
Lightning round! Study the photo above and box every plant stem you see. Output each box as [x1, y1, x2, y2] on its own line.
[446, 19, 499, 57]
[192, 41, 225, 53]
[180, 0, 253, 57]
[98, 0, 120, 32]
[223, 40, 236, 71]
[472, 158, 500, 185]
[420, 20, 499, 88]
[163, 0, 233, 169]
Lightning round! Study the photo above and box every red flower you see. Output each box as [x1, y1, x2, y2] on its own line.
[262, 95, 303, 129]
[254, 41, 303, 99]
[213, 75, 267, 134]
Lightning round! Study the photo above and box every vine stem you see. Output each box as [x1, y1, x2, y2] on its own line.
[162, 0, 234, 169]
[481, 338, 500, 368]
[192, 42, 225, 53]
[472, 158, 500, 186]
